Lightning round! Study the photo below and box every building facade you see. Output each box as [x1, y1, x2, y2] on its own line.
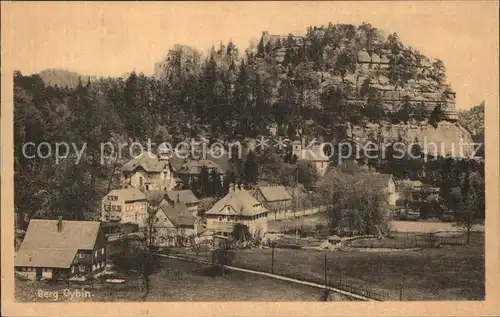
[121, 152, 177, 192]
[250, 185, 292, 220]
[153, 199, 198, 247]
[101, 188, 148, 226]
[292, 140, 330, 176]
[205, 185, 269, 237]
[15, 219, 106, 281]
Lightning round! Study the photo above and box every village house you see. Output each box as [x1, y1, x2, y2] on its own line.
[292, 140, 330, 176]
[205, 184, 269, 237]
[146, 189, 201, 217]
[395, 179, 440, 208]
[101, 188, 148, 226]
[164, 189, 200, 216]
[121, 151, 177, 192]
[250, 185, 293, 220]
[153, 198, 198, 247]
[177, 159, 224, 187]
[15, 219, 106, 281]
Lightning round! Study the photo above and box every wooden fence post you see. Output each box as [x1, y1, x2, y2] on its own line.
[324, 252, 328, 288]
[271, 243, 275, 274]
[399, 272, 405, 301]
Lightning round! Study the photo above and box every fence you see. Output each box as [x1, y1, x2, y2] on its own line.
[161, 245, 390, 301]
[159, 231, 484, 301]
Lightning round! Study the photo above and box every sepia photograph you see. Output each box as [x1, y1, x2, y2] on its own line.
[1, 1, 499, 316]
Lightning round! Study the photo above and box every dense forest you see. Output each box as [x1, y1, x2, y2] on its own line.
[14, 22, 485, 226]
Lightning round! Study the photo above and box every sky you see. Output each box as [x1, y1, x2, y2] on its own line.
[2, 1, 498, 110]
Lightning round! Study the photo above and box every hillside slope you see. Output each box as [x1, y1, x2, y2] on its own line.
[38, 69, 98, 88]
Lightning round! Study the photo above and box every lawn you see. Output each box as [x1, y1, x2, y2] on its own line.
[145, 257, 346, 301]
[15, 257, 349, 302]
[227, 232, 484, 301]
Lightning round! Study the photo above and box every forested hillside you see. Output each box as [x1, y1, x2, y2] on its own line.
[14, 22, 483, 223]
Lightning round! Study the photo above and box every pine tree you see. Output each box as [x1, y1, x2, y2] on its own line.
[243, 150, 259, 185]
[257, 37, 265, 57]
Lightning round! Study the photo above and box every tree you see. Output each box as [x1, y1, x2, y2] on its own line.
[430, 59, 446, 84]
[244, 150, 259, 185]
[110, 236, 146, 273]
[209, 169, 223, 197]
[257, 37, 265, 57]
[232, 223, 251, 243]
[296, 161, 320, 190]
[197, 165, 211, 198]
[455, 171, 483, 244]
[319, 168, 389, 235]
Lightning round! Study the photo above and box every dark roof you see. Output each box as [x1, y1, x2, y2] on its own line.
[121, 152, 170, 173]
[205, 153, 233, 174]
[165, 190, 200, 205]
[254, 186, 292, 202]
[15, 220, 101, 268]
[169, 155, 188, 171]
[145, 190, 166, 205]
[159, 200, 196, 227]
[178, 159, 222, 175]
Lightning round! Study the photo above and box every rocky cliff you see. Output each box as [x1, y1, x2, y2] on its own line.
[259, 23, 471, 156]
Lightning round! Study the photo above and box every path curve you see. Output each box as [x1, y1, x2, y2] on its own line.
[155, 253, 379, 302]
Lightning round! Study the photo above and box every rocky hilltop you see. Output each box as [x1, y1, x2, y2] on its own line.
[38, 69, 98, 89]
[255, 23, 472, 156]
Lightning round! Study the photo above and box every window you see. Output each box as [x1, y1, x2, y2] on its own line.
[78, 253, 84, 259]
[218, 216, 222, 221]
[79, 265, 86, 272]
[71, 266, 75, 273]
[101, 248, 105, 255]
[94, 250, 98, 257]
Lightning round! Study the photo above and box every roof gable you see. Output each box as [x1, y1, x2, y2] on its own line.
[15, 249, 77, 268]
[159, 201, 196, 227]
[255, 186, 292, 202]
[15, 220, 102, 268]
[20, 219, 101, 250]
[206, 189, 268, 216]
[106, 188, 146, 203]
[122, 152, 171, 173]
[165, 189, 200, 204]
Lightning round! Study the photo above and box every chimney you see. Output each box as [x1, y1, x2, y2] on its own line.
[57, 216, 63, 232]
